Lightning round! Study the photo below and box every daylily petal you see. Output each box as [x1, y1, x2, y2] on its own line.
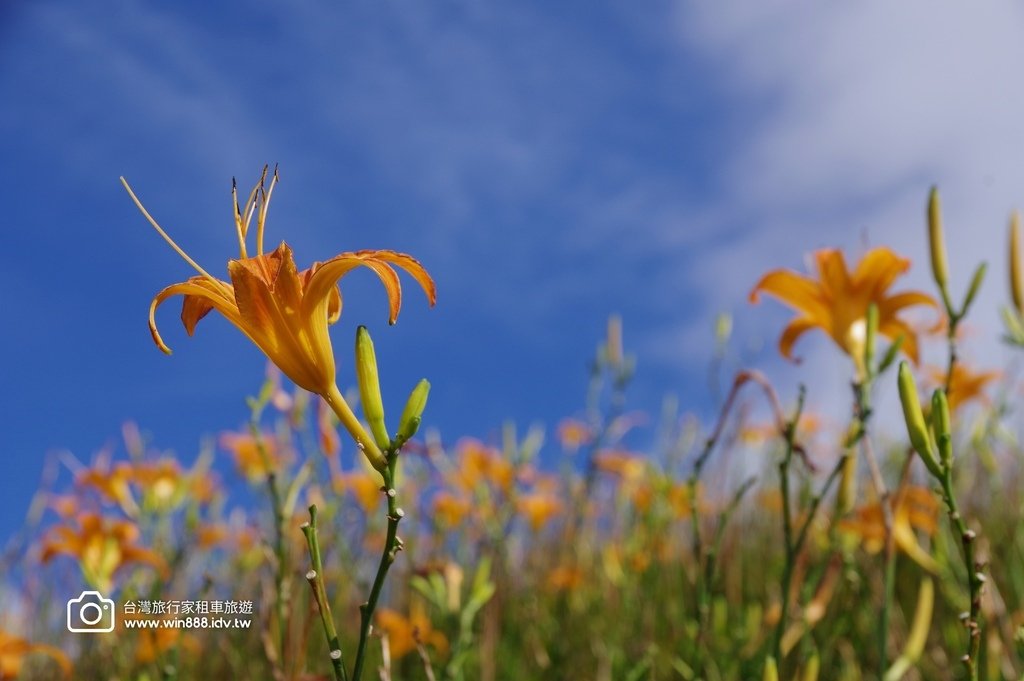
[815, 250, 852, 296]
[878, 291, 938, 317]
[373, 250, 438, 309]
[749, 270, 829, 321]
[879, 318, 919, 364]
[150, 279, 241, 354]
[229, 253, 333, 393]
[852, 247, 910, 298]
[778, 318, 817, 361]
[893, 517, 940, 573]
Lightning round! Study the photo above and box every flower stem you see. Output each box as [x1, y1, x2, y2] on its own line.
[249, 420, 289, 666]
[351, 456, 403, 681]
[324, 383, 387, 471]
[939, 469, 983, 680]
[301, 505, 348, 681]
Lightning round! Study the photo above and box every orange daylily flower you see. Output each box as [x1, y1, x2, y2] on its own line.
[556, 418, 594, 452]
[333, 469, 383, 514]
[77, 461, 138, 516]
[124, 167, 435, 469]
[375, 605, 448, 659]
[432, 491, 472, 527]
[750, 247, 936, 365]
[927, 363, 1000, 413]
[839, 486, 940, 572]
[220, 430, 288, 483]
[516, 492, 563, 531]
[40, 512, 166, 592]
[547, 565, 585, 591]
[0, 629, 71, 680]
[453, 439, 514, 493]
[593, 450, 647, 481]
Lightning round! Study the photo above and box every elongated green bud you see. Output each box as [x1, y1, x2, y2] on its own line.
[1011, 212, 1024, 315]
[763, 656, 779, 681]
[897, 362, 942, 478]
[928, 186, 949, 288]
[355, 326, 390, 451]
[396, 379, 430, 445]
[961, 262, 986, 316]
[931, 389, 952, 469]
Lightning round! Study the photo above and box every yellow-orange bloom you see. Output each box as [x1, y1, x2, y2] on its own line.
[839, 486, 940, 572]
[0, 629, 71, 680]
[375, 605, 448, 659]
[516, 492, 563, 531]
[220, 431, 287, 483]
[556, 418, 593, 452]
[125, 168, 435, 468]
[750, 247, 936, 364]
[77, 461, 137, 515]
[454, 439, 514, 493]
[927, 363, 1000, 414]
[333, 469, 383, 514]
[40, 513, 166, 592]
[431, 490, 472, 527]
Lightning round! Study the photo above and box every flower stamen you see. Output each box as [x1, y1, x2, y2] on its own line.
[120, 177, 225, 291]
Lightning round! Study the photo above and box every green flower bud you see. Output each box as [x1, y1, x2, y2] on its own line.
[1011, 212, 1024, 315]
[355, 326, 390, 451]
[928, 186, 949, 288]
[897, 362, 942, 478]
[960, 262, 986, 316]
[396, 379, 430, 445]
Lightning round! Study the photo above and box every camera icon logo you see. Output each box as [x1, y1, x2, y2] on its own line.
[67, 591, 115, 633]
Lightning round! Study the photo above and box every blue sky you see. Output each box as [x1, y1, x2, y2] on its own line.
[3, 1, 1024, 543]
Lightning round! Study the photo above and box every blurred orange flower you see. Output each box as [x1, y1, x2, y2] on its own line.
[333, 469, 382, 514]
[0, 629, 71, 680]
[432, 491, 472, 527]
[128, 616, 199, 664]
[750, 247, 936, 365]
[220, 431, 286, 483]
[77, 461, 137, 516]
[516, 492, 563, 531]
[547, 565, 584, 591]
[593, 450, 647, 482]
[556, 418, 593, 452]
[927, 363, 1000, 413]
[375, 605, 448, 659]
[741, 413, 823, 447]
[839, 486, 940, 572]
[40, 513, 166, 592]
[126, 168, 435, 469]
[455, 439, 514, 493]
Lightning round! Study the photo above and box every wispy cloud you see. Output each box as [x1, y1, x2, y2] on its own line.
[644, 3, 1024, 405]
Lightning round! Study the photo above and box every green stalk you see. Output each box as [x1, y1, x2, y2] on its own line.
[940, 468, 983, 680]
[302, 505, 348, 681]
[352, 456, 403, 680]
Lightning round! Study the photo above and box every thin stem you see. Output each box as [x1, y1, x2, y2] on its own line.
[352, 459, 403, 681]
[324, 384, 387, 471]
[687, 370, 786, 674]
[773, 387, 807, 663]
[940, 470, 983, 680]
[249, 420, 289, 665]
[302, 505, 348, 681]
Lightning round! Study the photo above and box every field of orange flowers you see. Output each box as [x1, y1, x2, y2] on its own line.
[4, 177, 1024, 680]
